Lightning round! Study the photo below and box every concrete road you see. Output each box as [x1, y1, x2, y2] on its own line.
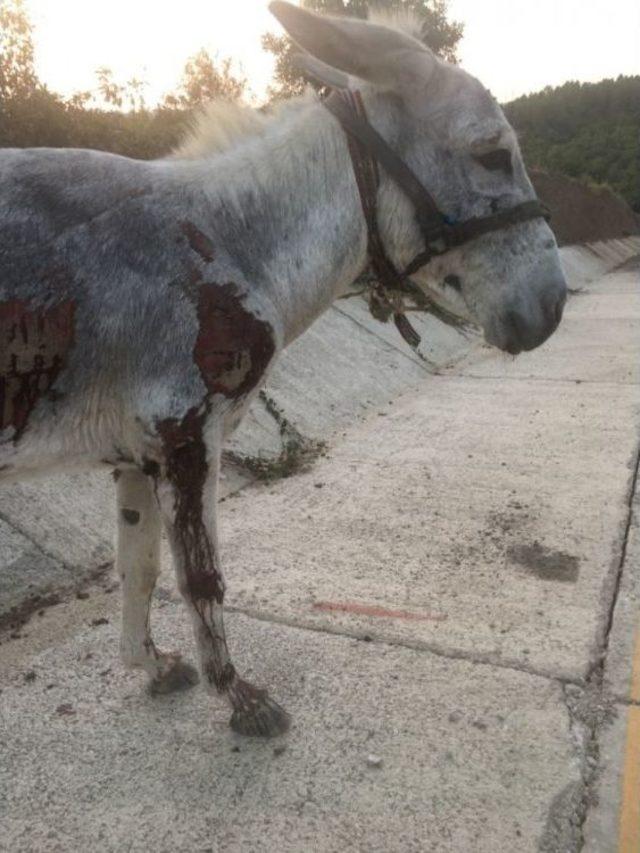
[0, 258, 639, 852]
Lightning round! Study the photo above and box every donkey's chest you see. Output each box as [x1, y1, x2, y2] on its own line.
[189, 281, 276, 402]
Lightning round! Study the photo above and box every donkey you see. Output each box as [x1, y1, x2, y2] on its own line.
[0, 2, 566, 736]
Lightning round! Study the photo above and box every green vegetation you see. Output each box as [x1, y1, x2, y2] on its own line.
[505, 77, 640, 212]
[0, 0, 244, 157]
[224, 392, 327, 482]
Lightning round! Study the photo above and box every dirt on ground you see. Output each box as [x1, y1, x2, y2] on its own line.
[531, 170, 640, 247]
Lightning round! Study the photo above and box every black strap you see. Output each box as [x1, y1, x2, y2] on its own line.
[331, 91, 424, 353]
[325, 92, 447, 246]
[324, 91, 550, 268]
[404, 199, 550, 276]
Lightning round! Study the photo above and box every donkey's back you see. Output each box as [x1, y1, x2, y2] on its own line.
[0, 147, 247, 476]
[1, 147, 157, 248]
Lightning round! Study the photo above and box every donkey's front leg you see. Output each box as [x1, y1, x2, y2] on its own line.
[116, 468, 199, 693]
[155, 421, 290, 737]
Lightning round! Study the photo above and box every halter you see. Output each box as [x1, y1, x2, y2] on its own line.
[323, 89, 550, 352]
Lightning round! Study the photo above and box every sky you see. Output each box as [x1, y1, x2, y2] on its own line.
[26, 0, 640, 106]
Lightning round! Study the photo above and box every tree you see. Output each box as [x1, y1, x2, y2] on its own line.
[95, 67, 126, 109]
[504, 76, 640, 212]
[263, 0, 463, 100]
[0, 0, 37, 100]
[163, 50, 247, 109]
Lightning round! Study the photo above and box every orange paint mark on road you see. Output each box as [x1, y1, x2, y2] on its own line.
[618, 626, 640, 852]
[312, 600, 447, 622]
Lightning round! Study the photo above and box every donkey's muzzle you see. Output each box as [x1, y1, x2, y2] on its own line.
[498, 285, 567, 355]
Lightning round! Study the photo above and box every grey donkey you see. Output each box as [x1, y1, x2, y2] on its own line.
[0, 2, 567, 736]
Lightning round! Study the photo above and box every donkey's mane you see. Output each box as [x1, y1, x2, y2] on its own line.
[172, 100, 269, 160]
[368, 7, 425, 42]
[173, 8, 426, 160]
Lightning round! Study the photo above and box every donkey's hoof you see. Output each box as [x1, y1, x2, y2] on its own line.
[229, 679, 290, 737]
[230, 697, 290, 737]
[148, 657, 200, 695]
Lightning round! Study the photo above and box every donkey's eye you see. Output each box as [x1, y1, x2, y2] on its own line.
[473, 148, 513, 176]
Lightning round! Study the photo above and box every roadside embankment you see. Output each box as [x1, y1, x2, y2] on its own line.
[532, 169, 640, 247]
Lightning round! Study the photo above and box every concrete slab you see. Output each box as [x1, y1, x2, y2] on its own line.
[452, 267, 640, 385]
[591, 239, 640, 268]
[603, 485, 640, 703]
[229, 303, 429, 457]
[0, 605, 579, 853]
[454, 318, 639, 384]
[333, 298, 478, 369]
[556, 239, 639, 292]
[0, 472, 115, 571]
[585, 267, 639, 296]
[0, 518, 69, 626]
[567, 291, 640, 320]
[0, 468, 249, 623]
[219, 375, 638, 681]
[560, 246, 609, 288]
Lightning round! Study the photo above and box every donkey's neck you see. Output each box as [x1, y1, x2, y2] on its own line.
[192, 94, 400, 347]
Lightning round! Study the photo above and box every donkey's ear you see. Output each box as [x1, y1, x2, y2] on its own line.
[269, 1, 436, 91]
[292, 53, 350, 89]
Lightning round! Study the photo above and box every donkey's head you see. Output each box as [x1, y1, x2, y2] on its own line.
[270, 2, 567, 354]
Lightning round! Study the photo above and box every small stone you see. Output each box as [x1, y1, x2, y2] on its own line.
[314, 482, 324, 489]
[56, 703, 76, 717]
[448, 710, 462, 723]
[76, 591, 90, 600]
[273, 744, 286, 756]
[23, 670, 37, 683]
[90, 617, 109, 627]
[366, 754, 383, 768]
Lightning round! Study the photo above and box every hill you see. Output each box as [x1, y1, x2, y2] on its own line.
[505, 76, 640, 212]
[531, 169, 639, 247]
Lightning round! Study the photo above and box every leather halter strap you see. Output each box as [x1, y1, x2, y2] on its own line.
[323, 89, 550, 352]
[325, 90, 423, 349]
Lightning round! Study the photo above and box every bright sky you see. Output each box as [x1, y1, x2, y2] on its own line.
[27, 0, 640, 105]
[448, 0, 640, 102]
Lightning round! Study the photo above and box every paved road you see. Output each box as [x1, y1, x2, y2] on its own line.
[0, 260, 639, 852]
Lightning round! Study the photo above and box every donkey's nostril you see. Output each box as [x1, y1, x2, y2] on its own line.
[554, 292, 566, 325]
[444, 274, 462, 292]
[542, 289, 566, 328]
[503, 307, 547, 353]
[505, 309, 528, 341]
